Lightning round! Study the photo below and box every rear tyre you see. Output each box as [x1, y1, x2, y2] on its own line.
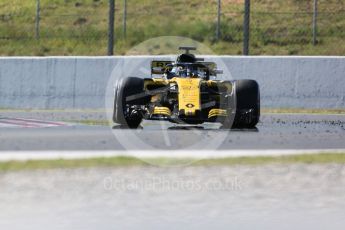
[113, 77, 148, 129]
[232, 80, 260, 128]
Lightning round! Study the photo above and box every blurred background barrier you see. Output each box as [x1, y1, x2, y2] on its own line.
[0, 56, 344, 109]
[0, 0, 345, 56]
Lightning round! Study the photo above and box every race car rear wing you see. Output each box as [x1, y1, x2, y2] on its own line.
[201, 62, 217, 76]
[151, 60, 223, 76]
[197, 62, 223, 76]
[151, 61, 173, 75]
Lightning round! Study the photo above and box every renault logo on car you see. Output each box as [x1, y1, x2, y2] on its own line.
[186, 103, 195, 108]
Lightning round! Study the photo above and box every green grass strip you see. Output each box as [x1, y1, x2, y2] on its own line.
[0, 153, 345, 172]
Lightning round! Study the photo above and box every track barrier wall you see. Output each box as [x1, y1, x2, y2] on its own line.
[0, 56, 344, 109]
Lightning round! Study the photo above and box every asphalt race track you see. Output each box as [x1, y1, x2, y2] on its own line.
[0, 112, 344, 152]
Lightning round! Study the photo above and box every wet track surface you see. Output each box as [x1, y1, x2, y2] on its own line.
[0, 112, 344, 151]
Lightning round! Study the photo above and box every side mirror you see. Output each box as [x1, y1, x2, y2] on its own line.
[210, 69, 223, 76]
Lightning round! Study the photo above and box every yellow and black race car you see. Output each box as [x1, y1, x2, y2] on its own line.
[113, 47, 260, 129]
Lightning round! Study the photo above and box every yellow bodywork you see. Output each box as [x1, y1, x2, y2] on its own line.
[174, 78, 202, 116]
[208, 109, 227, 119]
[146, 77, 232, 117]
[147, 77, 202, 116]
[153, 107, 172, 116]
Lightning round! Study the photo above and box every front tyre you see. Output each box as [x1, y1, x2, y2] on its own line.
[232, 80, 260, 128]
[113, 77, 147, 129]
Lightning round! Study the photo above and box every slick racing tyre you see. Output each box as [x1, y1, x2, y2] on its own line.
[113, 77, 148, 129]
[232, 79, 260, 128]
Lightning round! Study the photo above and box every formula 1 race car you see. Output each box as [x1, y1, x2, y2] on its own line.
[113, 47, 260, 129]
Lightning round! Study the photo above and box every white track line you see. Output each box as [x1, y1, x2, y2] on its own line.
[0, 149, 344, 162]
